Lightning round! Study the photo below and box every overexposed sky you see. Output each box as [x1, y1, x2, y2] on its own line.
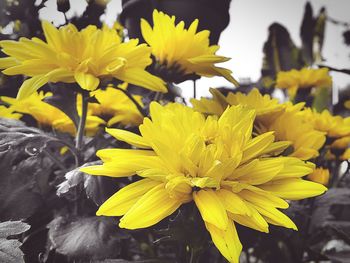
[40, 0, 350, 99]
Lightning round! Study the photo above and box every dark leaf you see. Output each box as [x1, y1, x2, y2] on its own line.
[300, 2, 315, 65]
[0, 118, 57, 220]
[261, 23, 304, 78]
[57, 162, 119, 206]
[48, 216, 129, 260]
[0, 221, 30, 238]
[0, 238, 24, 263]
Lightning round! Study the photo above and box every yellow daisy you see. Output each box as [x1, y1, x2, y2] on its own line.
[192, 88, 285, 123]
[141, 10, 238, 85]
[307, 167, 330, 186]
[0, 21, 166, 99]
[0, 105, 22, 119]
[192, 88, 325, 160]
[82, 102, 326, 263]
[276, 68, 332, 98]
[89, 85, 144, 127]
[1, 91, 105, 136]
[302, 109, 350, 138]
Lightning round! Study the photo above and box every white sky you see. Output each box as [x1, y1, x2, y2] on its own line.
[40, 0, 350, 99]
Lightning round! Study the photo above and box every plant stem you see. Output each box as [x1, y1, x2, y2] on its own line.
[193, 80, 197, 99]
[115, 87, 147, 117]
[75, 91, 89, 162]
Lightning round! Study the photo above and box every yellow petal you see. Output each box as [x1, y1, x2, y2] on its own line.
[96, 179, 161, 216]
[119, 184, 182, 229]
[96, 148, 155, 162]
[193, 189, 228, 230]
[242, 131, 275, 163]
[205, 220, 242, 263]
[238, 189, 289, 209]
[74, 71, 100, 91]
[0, 57, 18, 69]
[216, 189, 250, 215]
[106, 128, 150, 149]
[16, 75, 49, 100]
[259, 178, 327, 200]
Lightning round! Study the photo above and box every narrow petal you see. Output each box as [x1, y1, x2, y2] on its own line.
[16, 75, 49, 99]
[216, 189, 250, 215]
[119, 184, 182, 229]
[259, 178, 327, 200]
[205, 220, 242, 263]
[96, 179, 161, 216]
[0, 57, 18, 69]
[193, 189, 228, 230]
[106, 128, 151, 149]
[242, 131, 275, 163]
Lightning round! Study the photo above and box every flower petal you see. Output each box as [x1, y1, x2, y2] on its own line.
[16, 75, 49, 100]
[106, 128, 151, 149]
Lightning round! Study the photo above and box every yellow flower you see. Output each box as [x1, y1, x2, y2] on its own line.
[192, 88, 325, 160]
[141, 10, 238, 85]
[89, 85, 143, 127]
[256, 104, 326, 160]
[276, 68, 332, 98]
[307, 168, 330, 186]
[82, 102, 326, 263]
[191, 88, 285, 123]
[1, 91, 105, 136]
[0, 21, 166, 99]
[302, 109, 350, 138]
[0, 105, 22, 119]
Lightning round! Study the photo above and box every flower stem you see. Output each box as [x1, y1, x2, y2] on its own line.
[75, 91, 89, 161]
[115, 87, 147, 117]
[193, 80, 197, 99]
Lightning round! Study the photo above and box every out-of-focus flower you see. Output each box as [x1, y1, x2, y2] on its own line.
[82, 102, 326, 263]
[141, 10, 238, 85]
[192, 88, 325, 160]
[307, 168, 330, 186]
[256, 104, 326, 160]
[276, 68, 332, 98]
[0, 21, 166, 99]
[344, 100, 350, 110]
[0, 105, 22, 119]
[89, 84, 144, 127]
[302, 109, 350, 138]
[1, 91, 105, 136]
[192, 88, 285, 122]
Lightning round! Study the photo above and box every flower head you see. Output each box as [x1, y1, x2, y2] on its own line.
[141, 10, 238, 85]
[1, 91, 105, 136]
[276, 68, 332, 98]
[89, 84, 143, 127]
[192, 88, 326, 160]
[82, 102, 326, 263]
[192, 88, 285, 122]
[0, 21, 166, 99]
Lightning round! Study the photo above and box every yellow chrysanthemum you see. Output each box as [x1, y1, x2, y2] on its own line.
[302, 109, 350, 138]
[0, 21, 166, 99]
[192, 88, 285, 123]
[1, 91, 105, 136]
[81, 102, 326, 263]
[192, 88, 325, 160]
[0, 105, 22, 119]
[307, 168, 330, 186]
[89, 85, 143, 127]
[276, 68, 332, 98]
[256, 104, 326, 160]
[141, 10, 238, 85]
